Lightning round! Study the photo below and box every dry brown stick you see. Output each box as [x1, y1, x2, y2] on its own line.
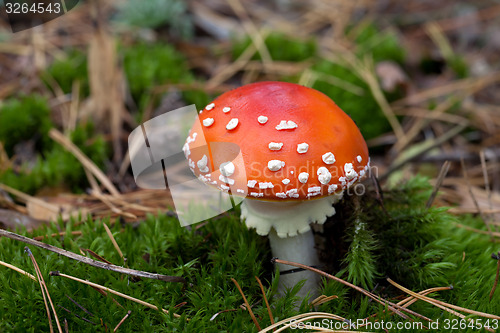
[255, 276, 275, 330]
[113, 310, 131, 332]
[426, 161, 451, 209]
[272, 259, 427, 322]
[231, 278, 262, 330]
[460, 158, 494, 241]
[387, 278, 500, 320]
[49, 129, 120, 196]
[0, 228, 185, 283]
[50, 271, 182, 319]
[26, 247, 63, 333]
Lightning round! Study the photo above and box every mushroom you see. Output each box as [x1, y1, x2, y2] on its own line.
[184, 81, 369, 299]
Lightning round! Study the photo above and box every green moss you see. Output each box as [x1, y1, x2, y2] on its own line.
[0, 121, 108, 194]
[0, 95, 53, 155]
[232, 32, 317, 62]
[45, 49, 89, 95]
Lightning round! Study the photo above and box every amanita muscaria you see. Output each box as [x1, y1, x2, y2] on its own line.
[184, 81, 369, 298]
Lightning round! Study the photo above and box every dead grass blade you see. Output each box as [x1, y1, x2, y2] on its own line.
[460, 157, 494, 240]
[226, 0, 271, 63]
[362, 286, 452, 324]
[272, 258, 428, 322]
[0, 259, 36, 280]
[255, 276, 274, 329]
[387, 278, 500, 320]
[87, 1, 125, 164]
[49, 271, 183, 319]
[49, 129, 120, 196]
[82, 248, 113, 264]
[426, 161, 451, 208]
[380, 122, 466, 181]
[113, 310, 131, 332]
[393, 72, 500, 106]
[26, 247, 63, 333]
[310, 294, 339, 307]
[0, 228, 185, 283]
[103, 223, 125, 265]
[231, 278, 261, 331]
[57, 304, 96, 325]
[66, 294, 94, 318]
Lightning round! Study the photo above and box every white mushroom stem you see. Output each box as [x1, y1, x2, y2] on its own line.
[268, 228, 320, 299]
[241, 193, 343, 300]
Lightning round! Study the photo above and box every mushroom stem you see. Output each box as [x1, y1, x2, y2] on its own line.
[268, 228, 320, 300]
[241, 194, 343, 301]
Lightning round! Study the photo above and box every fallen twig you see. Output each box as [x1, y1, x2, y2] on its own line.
[0, 228, 185, 283]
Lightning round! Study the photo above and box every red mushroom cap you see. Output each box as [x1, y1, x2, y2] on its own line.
[184, 81, 369, 201]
